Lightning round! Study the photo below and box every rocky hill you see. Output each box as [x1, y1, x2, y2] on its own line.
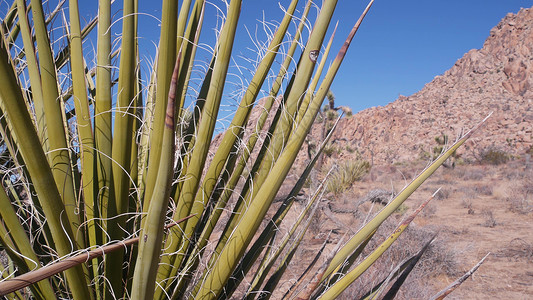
[325, 6, 533, 165]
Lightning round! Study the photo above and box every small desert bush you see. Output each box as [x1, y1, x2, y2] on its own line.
[481, 209, 498, 228]
[327, 159, 371, 195]
[474, 184, 494, 196]
[498, 238, 533, 261]
[506, 180, 533, 214]
[477, 147, 511, 165]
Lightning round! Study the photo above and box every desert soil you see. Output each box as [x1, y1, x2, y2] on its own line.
[276, 156, 532, 299]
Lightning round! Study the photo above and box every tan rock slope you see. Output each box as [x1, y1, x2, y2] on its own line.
[330, 6, 533, 165]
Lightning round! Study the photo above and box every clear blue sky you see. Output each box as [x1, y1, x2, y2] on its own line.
[326, 0, 531, 113]
[75, 1, 531, 114]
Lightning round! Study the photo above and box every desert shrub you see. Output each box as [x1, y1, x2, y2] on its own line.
[497, 238, 533, 261]
[506, 179, 533, 214]
[474, 184, 494, 196]
[481, 209, 498, 228]
[433, 134, 448, 154]
[477, 147, 511, 165]
[527, 145, 533, 155]
[327, 159, 371, 195]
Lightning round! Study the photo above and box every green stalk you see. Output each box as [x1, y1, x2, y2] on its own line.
[94, 0, 112, 244]
[129, 0, 139, 191]
[110, 0, 137, 219]
[295, 21, 338, 125]
[107, 0, 137, 296]
[137, 54, 157, 199]
[15, 0, 46, 147]
[142, 0, 178, 211]
[89, 2, 112, 297]
[131, 54, 178, 300]
[31, 0, 81, 249]
[176, 0, 205, 116]
[176, 0, 193, 57]
[68, 0, 95, 248]
[156, 2, 242, 294]
[0, 33, 91, 300]
[129, 56, 143, 201]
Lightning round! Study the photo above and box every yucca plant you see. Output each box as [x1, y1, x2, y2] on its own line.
[0, 0, 487, 299]
[326, 159, 370, 195]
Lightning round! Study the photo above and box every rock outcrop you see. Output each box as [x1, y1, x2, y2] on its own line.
[325, 7, 533, 165]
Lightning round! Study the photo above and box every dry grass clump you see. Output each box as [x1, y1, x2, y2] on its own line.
[326, 159, 370, 195]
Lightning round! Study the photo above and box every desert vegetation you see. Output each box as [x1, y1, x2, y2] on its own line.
[0, 0, 489, 299]
[325, 159, 370, 195]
